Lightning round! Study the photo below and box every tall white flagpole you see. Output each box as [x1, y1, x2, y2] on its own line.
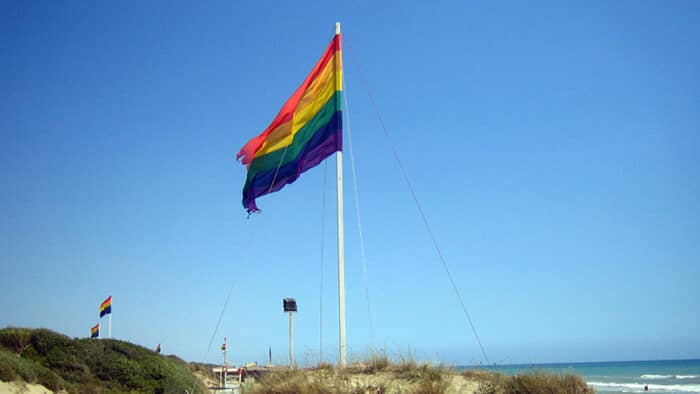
[109, 296, 112, 339]
[335, 21, 347, 368]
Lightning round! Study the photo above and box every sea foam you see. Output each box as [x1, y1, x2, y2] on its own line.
[588, 381, 700, 393]
[640, 374, 700, 380]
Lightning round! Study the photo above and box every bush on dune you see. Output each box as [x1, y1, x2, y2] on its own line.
[0, 327, 32, 353]
[0, 327, 207, 393]
[0, 349, 66, 391]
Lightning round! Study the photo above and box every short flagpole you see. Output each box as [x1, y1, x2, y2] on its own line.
[109, 313, 112, 339]
[335, 21, 347, 369]
[289, 311, 295, 369]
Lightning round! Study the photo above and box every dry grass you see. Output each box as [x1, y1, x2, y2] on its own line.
[390, 360, 444, 382]
[369, 354, 390, 372]
[345, 354, 391, 374]
[413, 376, 450, 394]
[390, 360, 449, 394]
[245, 356, 452, 394]
[314, 362, 336, 371]
[467, 369, 594, 394]
[243, 368, 346, 394]
[244, 359, 592, 394]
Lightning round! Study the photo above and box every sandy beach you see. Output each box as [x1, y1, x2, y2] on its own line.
[0, 381, 57, 394]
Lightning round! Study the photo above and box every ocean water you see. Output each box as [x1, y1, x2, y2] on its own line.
[460, 359, 700, 393]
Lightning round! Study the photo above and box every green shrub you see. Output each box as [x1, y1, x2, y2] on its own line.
[36, 367, 65, 391]
[0, 359, 19, 382]
[19, 345, 40, 361]
[0, 327, 32, 353]
[0, 348, 66, 390]
[30, 329, 71, 356]
[0, 349, 38, 382]
[0, 327, 207, 393]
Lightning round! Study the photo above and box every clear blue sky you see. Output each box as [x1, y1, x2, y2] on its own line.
[2, 1, 698, 366]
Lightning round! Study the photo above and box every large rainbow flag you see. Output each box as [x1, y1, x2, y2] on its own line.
[99, 295, 112, 318]
[237, 32, 343, 213]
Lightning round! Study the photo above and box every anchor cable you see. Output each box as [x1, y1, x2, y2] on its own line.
[345, 42, 490, 365]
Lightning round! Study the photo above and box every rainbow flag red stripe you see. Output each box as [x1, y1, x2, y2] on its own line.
[91, 324, 99, 338]
[99, 295, 112, 317]
[237, 32, 343, 213]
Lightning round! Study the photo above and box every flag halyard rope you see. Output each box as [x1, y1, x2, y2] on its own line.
[345, 42, 490, 365]
[343, 76, 376, 349]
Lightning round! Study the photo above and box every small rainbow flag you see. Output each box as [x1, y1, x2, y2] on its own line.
[91, 324, 99, 338]
[99, 295, 112, 318]
[237, 30, 343, 213]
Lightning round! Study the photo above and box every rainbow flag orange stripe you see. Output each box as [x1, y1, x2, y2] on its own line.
[237, 32, 343, 213]
[99, 295, 112, 317]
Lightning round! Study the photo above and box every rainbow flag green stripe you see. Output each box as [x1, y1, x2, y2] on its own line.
[245, 91, 342, 180]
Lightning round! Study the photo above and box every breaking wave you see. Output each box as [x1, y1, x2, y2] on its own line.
[588, 381, 700, 393]
[640, 374, 700, 380]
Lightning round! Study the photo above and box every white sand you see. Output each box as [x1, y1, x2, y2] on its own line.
[0, 381, 56, 394]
